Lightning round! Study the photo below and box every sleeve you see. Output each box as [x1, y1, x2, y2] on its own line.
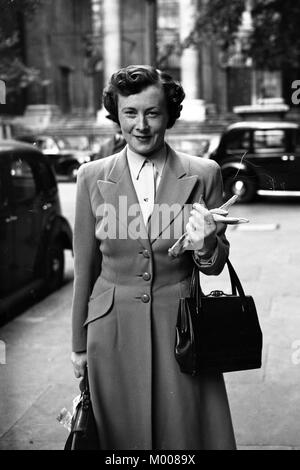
[193, 161, 229, 275]
[71, 164, 101, 352]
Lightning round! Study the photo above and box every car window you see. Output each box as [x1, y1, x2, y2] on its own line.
[226, 130, 251, 151]
[10, 158, 37, 203]
[37, 137, 60, 154]
[37, 160, 57, 193]
[166, 138, 209, 156]
[61, 136, 90, 150]
[253, 130, 286, 151]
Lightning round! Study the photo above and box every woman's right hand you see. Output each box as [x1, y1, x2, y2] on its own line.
[71, 351, 87, 378]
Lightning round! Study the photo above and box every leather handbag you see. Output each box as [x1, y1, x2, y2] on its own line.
[175, 259, 263, 375]
[64, 369, 100, 450]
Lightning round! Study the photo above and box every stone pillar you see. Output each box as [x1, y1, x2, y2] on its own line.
[102, 0, 121, 86]
[178, 0, 205, 121]
[0, 80, 5, 104]
[144, 0, 157, 66]
[97, 0, 121, 125]
[88, 0, 104, 114]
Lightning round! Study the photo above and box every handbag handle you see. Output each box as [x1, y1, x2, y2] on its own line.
[79, 367, 90, 394]
[190, 259, 246, 302]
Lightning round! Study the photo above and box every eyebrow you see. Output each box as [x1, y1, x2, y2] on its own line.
[121, 106, 160, 112]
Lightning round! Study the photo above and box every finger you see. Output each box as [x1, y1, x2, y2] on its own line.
[186, 230, 199, 244]
[190, 211, 204, 227]
[186, 221, 196, 233]
[224, 219, 249, 225]
[212, 215, 249, 224]
[192, 202, 207, 214]
[190, 219, 198, 231]
[190, 216, 210, 232]
[235, 218, 249, 224]
[209, 208, 229, 215]
[186, 222, 205, 240]
[219, 195, 239, 210]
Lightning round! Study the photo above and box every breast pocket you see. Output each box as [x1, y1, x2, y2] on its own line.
[83, 286, 115, 326]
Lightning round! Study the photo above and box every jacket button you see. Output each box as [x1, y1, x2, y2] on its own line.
[142, 249, 150, 258]
[142, 272, 151, 281]
[141, 294, 150, 303]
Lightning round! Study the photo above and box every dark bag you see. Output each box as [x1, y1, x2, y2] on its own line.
[64, 369, 100, 450]
[175, 259, 263, 375]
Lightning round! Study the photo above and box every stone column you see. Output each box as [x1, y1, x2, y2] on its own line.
[179, 0, 205, 121]
[0, 80, 6, 104]
[144, 0, 157, 66]
[97, 0, 121, 125]
[102, 0, 121, 86]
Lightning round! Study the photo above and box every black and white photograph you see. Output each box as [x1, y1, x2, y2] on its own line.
[0, 0, 300, 453]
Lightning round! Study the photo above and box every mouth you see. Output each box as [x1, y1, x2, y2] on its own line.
[134, 135, 152, 142]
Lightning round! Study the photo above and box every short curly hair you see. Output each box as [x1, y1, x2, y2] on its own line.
[102, 65, 185, 129]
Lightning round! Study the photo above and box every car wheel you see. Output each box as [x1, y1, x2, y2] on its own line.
[44, 239, 64, 293]
[67, 163, 80, 181]
[223, 174, 257, 203]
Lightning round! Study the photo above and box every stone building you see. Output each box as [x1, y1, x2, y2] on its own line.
[24, 0, 95, 114]
[19, 0, 158, 126]
[10, 0, 292, 128]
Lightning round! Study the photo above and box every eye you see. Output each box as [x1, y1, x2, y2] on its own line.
[147, 110, 159, 117]
[123, 109, 136, 117]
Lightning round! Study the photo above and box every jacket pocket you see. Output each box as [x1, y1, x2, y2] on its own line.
[84, 286, 115, 326]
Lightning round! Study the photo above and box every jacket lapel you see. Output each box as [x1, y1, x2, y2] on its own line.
[148, 145, 198, 243]
[96, 148, 151, 250]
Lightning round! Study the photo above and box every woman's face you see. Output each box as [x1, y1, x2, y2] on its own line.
[117, 84, 169, 156]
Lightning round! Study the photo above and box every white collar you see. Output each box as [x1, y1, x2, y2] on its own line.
[126, 144, 167, 180]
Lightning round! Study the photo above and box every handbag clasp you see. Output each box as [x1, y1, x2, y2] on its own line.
[209, 290, 226, 297]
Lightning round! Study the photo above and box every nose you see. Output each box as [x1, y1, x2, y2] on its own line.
[136, 113, 149, 132]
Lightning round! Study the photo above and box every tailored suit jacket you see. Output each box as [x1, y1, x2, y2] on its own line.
[71, 144, 235, 450]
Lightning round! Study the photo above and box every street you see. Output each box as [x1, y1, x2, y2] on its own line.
[0, 182, 300, 450]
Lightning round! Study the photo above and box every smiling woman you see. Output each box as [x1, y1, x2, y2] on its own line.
[117, 85, 169, 156]
[71, 65, 236, 450]
[103, 65, 185, 129]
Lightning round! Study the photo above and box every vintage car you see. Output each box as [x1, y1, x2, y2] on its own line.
[0, 140, 73, 318]
[210, 121, 300, 202]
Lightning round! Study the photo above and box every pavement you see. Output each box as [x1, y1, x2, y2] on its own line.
[1, 191, 300, 450]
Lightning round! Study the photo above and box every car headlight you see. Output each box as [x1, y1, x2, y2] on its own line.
[77, 155, 91, 163]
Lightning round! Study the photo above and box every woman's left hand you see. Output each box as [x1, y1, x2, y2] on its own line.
[168, 195, 249, 258]
[183, 202, 221, 255]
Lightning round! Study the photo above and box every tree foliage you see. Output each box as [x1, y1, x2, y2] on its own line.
[194, 0, 245, 51]
[192, 0, 300, 70]
[250, 0, 300, 70]
[0, 0, 44, 95]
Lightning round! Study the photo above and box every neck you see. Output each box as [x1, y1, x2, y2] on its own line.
[128, 143, 166, 160]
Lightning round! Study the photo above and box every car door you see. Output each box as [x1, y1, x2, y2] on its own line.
[251, 128, 292, 191]
[9, 152, 44, 289]
[0, 156, 14, 297]
[288, 127, 300, 190]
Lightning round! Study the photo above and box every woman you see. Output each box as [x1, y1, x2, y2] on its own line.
[71, 65, 237, 450]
